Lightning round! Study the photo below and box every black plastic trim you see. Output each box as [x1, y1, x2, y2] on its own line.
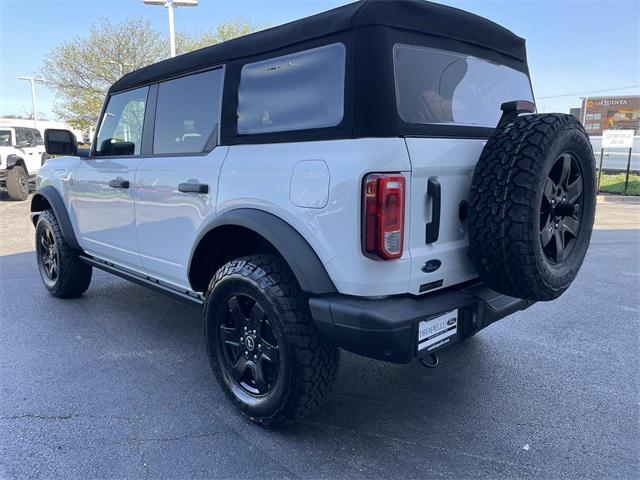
[80, 255, 204, 305]
[30, 186, 81, 250]
[5, 154, 25, 171]
[309, 283, 533, 363]
[425, 177, 441, 244]
[188, 208, 336, 295]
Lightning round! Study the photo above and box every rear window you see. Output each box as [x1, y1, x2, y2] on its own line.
[153, 68, 224, 154]
[394, 44, 534, 128]
[237, 43, 346, 135]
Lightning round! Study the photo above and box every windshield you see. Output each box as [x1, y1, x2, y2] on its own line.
[0, 130, 11, 146]
[394, 45, 534, 128]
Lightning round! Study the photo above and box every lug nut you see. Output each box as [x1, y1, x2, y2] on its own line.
[258, 344, 262, 350]
[555, 223, 559, 228]
[244, 327, 247, 331]
[253, 355, 258, 360]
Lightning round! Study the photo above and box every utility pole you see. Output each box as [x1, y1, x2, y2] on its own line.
[17, 76, 46, 129]
[143, 0, 199, 58]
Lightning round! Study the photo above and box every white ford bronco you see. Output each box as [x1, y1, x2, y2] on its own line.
[1, 126, 48, 200]
[33, 0, 596, 425]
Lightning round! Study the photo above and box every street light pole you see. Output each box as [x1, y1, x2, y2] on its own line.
[106, 60, 134, 78]
[167, 2, 176, 58]
[143, 0, 199, 58]
[17, 76, 46, 129]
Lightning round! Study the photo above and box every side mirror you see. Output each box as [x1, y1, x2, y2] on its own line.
[44, 129, 88, 157]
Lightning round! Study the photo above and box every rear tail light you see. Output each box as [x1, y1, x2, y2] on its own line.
[362, 173, 405, 260]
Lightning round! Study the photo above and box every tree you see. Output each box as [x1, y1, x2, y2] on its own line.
[40, 17, 266, 131]
[41, 18, 165, 131]
[176, 17, 269, 53]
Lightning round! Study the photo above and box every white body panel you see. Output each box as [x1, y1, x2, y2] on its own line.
[404, 137, 483, 294]
[134, 147, 229, 287]
[37, 136, 483, 298]
[218, 138, 413, 296]
[70, 158, 141, 269]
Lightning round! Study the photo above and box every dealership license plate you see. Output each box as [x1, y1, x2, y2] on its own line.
[418, 310, 458, 352]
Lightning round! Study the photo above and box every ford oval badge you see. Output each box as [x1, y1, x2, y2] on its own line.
[421, 259, 441, 273]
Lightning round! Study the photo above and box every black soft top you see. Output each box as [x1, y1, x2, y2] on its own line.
[111, 0, 526, 93]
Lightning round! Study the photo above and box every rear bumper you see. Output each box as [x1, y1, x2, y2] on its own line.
[309, 283, 533, 363]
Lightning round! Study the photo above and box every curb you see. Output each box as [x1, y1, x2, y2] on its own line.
[596, 194, 640, 204]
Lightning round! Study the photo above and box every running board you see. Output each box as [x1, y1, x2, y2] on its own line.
[79, 255, 204, 306]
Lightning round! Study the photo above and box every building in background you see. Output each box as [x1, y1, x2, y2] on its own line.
[570, 95, 640, 136]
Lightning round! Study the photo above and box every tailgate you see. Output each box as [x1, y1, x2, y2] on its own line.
[405, 137, 486, 295]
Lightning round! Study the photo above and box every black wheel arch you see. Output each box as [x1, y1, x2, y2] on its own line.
[6, 154, 27, 173]
[188, 208, 336, 295]
[30, 186, 81, 250]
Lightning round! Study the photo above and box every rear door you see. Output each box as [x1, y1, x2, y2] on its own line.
[393, 44, 534, 294]
[134, 67, 226, 288]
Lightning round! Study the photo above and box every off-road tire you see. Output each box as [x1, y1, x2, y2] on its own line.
[467, 113, 596, 301]
[6, 165, 29, 201]
[204, 254, 339, 426]
[35, 209, 92, 298]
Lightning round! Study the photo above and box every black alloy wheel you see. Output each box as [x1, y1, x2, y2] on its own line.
[38, 224, 59, 287]
[205, 255, 340, 425]
[218, 293, 281, 396]
[540, 153, 584, 264]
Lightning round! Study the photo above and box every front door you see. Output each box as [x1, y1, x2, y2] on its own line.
[71, 86, 149, 270]
[134, 68, 226, 288]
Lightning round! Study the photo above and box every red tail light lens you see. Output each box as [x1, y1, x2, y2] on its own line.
[362, 173, 405, 260]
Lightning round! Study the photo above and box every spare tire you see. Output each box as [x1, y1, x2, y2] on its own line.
[467, 113, 596, 301]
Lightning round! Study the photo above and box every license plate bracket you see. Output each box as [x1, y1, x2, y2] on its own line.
[417, 310, 458, 353]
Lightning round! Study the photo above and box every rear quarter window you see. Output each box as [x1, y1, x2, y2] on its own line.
[394, 44, 534, 128]
[153, 68, 224, 154]
[237, 43, 346, 135]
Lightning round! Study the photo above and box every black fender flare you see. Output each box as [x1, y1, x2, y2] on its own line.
[30, 186, 81, 250]
[6, 154, 27, 173]
[188, 208, 336, 295]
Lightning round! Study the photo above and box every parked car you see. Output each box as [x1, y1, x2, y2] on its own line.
[32, 0, 596, 425]
[0, 126, 48, 200]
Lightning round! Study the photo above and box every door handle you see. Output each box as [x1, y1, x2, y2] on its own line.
[178, 182, 209, 194]
[108, 178, 130, 189]
[425, 178, 441, 244]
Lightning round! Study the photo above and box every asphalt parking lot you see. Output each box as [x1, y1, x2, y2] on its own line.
[1, 195, 638, 479]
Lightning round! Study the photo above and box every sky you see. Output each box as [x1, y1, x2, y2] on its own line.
[1, 0, 639, 120]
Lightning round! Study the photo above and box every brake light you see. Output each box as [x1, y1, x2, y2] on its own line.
[362, 173, 405, 260]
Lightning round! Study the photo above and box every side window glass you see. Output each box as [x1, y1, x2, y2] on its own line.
[153, 68, 223, 154]
[237, 43, 346, 134]
[32, 129, 44, 145]
[95, 86, 148, 156]
[15, 128, 28, 146]
[0, 130, 11, 146]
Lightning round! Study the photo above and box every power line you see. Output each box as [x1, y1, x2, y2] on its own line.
[537, 85, 640, 100]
